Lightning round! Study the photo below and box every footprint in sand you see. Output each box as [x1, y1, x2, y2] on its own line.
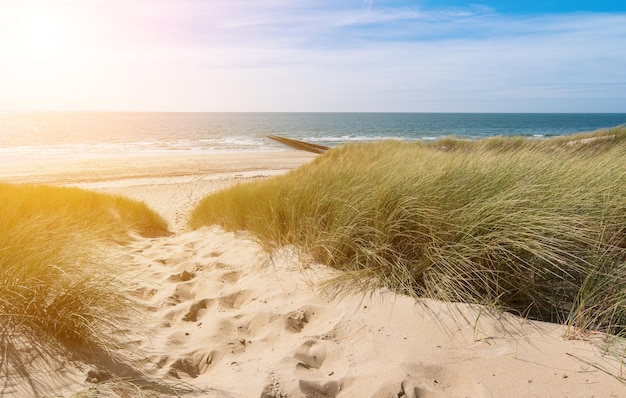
[167, 269, 195, 282]
[284, 309, 311, 333]
[167, 349, 224, 379]
[372, 363, 490, 398]
[170, 281, 195, 302]
[177, 289, 253, 323]
[182, 298, 214, 322]
[299, 380, 343, 398]
[294, 339, 327, 370]
[199, 250, 222, 260]
[263, 339, 348, 398]
[294, 339, 346, 398]
[219, 270, 241, 284]
[218, 290, 252, 310]
[169, 357, 201, 378]
[283, 305, 327, 334]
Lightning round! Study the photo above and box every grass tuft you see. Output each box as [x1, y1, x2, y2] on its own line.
[0, 182, 170, 392]
[189, 126, 626, 335]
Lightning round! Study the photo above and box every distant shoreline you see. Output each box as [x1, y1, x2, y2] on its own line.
[0, 151, 317, 185]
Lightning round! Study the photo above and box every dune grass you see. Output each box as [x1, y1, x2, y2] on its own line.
[69, 378, 197, 398]
[0, 183, 170, 387]
[189, 126, 626, 335]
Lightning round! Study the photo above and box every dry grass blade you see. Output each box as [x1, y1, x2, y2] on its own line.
[190, 126, 626, 336]
[0, 182, 171, 396]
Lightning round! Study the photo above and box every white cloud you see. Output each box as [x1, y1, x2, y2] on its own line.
[1, 1, 625, 111]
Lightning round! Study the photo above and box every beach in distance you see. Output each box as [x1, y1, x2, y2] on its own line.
[2, 128, 626, 397]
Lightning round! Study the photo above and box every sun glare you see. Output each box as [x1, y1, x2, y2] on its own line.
[1, 5, 93, 108]
[9, 12, 75, 70]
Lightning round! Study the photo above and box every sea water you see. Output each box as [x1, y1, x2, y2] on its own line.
[1, 112, 624, 162]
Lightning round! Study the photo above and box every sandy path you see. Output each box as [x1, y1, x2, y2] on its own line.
[76, 171, 282, 233]
[95, 227, 626, 397]
[2, 151, 625, 397]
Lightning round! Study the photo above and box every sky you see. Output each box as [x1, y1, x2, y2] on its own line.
[0, 0, 625, 112]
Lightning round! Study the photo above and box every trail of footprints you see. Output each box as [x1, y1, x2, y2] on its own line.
[120, 232, 489, 398]
[123, 232, 349, 397]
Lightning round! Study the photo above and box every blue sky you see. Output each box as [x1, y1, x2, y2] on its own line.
[1, 0, 625, 112]
[411, 1, 626, 13]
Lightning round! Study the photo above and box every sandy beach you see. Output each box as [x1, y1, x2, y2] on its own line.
[2, 151, 625, 397]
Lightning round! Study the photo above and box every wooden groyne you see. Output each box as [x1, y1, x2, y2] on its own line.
[267, 135, 329, 154]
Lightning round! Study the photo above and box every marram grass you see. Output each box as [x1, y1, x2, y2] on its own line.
[190, 126, 626, 334]
[0, 183, 170, 387]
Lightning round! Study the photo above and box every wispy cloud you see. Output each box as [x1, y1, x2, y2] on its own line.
[1, 0, 625, 111]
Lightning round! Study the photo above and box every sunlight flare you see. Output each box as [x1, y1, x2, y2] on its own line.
[6, 9, 78, 71]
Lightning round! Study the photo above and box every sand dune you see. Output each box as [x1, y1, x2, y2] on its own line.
[2, 152, 625, 397]
[26, 221, 609, 397]
[98, 227, 624, 397]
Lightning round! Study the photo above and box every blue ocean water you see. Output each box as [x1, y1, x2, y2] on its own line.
[0, 112, 624, 161]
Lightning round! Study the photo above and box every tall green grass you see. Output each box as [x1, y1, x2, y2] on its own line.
[0, 183, 170, 387]
[190, 126, 626, 334]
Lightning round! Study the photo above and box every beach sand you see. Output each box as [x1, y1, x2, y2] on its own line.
[1, 151, 625, 397]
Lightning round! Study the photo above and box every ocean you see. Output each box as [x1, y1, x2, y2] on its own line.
[1, 112, 624, 163]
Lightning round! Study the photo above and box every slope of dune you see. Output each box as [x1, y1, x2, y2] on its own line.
[1, 152, 624, 397]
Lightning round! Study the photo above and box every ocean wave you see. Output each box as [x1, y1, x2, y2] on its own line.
[1, 112, 623, 161]
[0, 139, 287, 164]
